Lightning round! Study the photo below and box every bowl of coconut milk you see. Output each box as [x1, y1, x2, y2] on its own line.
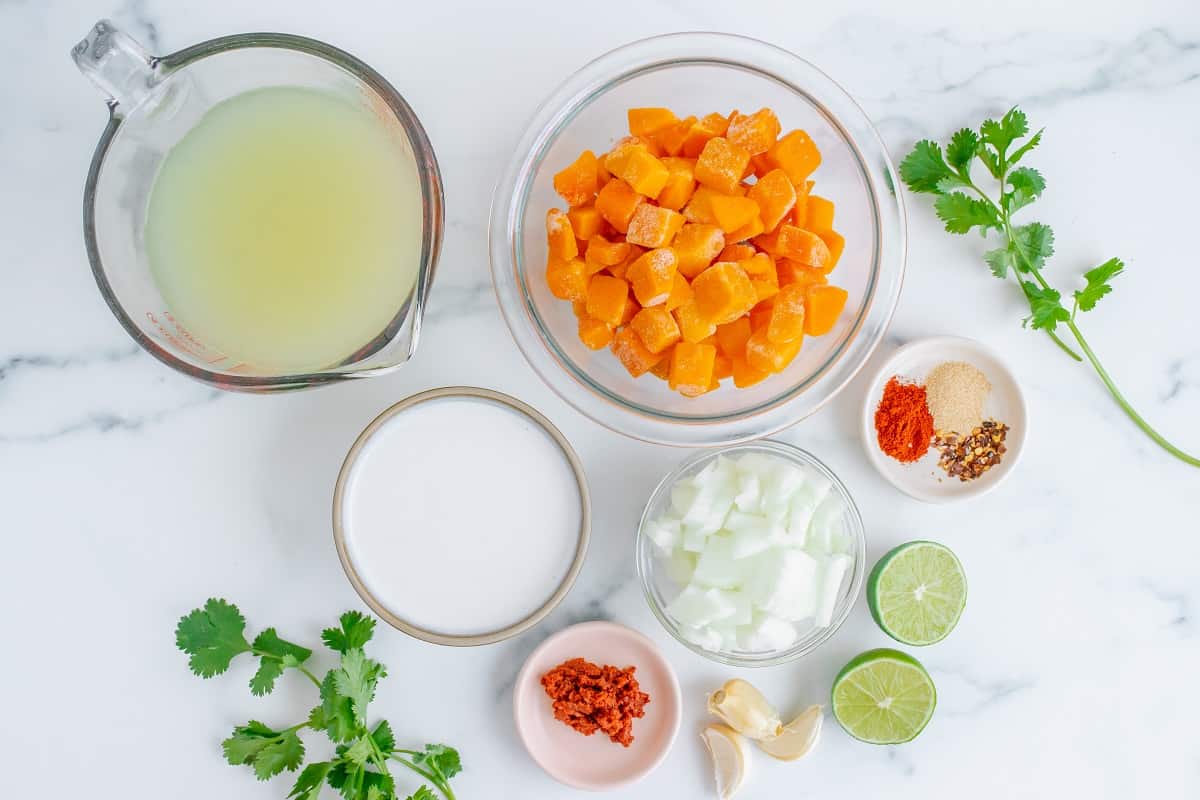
[332, 387, 590, 645]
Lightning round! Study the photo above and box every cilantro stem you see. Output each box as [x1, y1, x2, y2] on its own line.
[298, 666, 322, 689]
[390, 753, 455, 800]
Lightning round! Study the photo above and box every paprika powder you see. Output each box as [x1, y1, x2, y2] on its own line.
[874, 376, 935, 462]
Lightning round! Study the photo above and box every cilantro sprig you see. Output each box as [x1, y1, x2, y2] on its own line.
[176, 601, 462, 800]
[900, 108, 1198, 467]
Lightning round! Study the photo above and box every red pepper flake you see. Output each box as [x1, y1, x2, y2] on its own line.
[874, 376, 935, 463]
[540, 657, 650, 747]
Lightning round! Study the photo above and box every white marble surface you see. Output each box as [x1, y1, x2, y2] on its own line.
[3, 1, 1199, 797]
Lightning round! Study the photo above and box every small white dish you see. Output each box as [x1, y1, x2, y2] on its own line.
[860, 336, 1027, 503]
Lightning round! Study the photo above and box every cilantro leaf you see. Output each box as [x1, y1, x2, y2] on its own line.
[176, 599, 250, 678]
[1006, 167, 1045, 213]
[1021, 282, 1070, 331]
[371, 720, 396, 754]
[898, 140, 953, 193]
[1010, 222, 1055, 270]
[343, 736, 374, 766]
[334, 649, 386, 726]
[976, 141, 1002, 178]
[407, 788, 436, 800]
[945, 128, 979, 171]
[934, 192, 1000, 234]
[1075, 257, 1125, 312]
[250, 659, 285, 698]
[322, 611, 377, 654]
[288, 762, 332, 800]
[222, 721, 306, 780]
[413, 744, 462, 782]
[1008, 128, 1044, 167]
[249, 628, 313, 696]
[980, 106, 1029, 157]
[319, 671, 359, 743]
[984, 246, 1017, 279]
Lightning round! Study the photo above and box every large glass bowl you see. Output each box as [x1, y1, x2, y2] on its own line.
[490, 33, 905, 445]
[636, 441, 865, 667]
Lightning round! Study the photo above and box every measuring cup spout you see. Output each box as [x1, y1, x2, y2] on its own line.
[72, 20, 161, 114]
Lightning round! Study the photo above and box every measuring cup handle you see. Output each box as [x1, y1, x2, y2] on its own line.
[71, 20, 161, 114]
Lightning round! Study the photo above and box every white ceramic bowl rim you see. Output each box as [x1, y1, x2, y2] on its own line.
[635, 439, 866, 666]
[489, 31, 907, 446]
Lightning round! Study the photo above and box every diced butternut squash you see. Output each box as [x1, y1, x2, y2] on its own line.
[652, 115, 696, 157]
[674, 223, 725, 278]
[692, 262, 756, 324]
[713, 351, 734, 381]
[791, 180, 814, 228]
[626, 248, 678, 307]
[547, 258, 588, 301]
[567, 205, 603, 242]
[657, 157, 697, 210]
[630, 306, 682, 354]
[610, 326, 665, 377]
[749, 153, 774, 178]
[776, 224, 832, 269]
[669, 342, 717, 397]
[584, 235, 630, 274]
[578, 315, 614, 349]
[681, 112, 730, 158]
[709, 194, 760, 234]
[749, 303, 773, 332]
[768, 130, 822, 185]
[726, 108, 781, 156]
[674, 299, 717, 343]
[628, 107, 678, 138]
[606, 140, 671, 197]
[719, 243, 757, 262]
[585, 274, 630, 326]
[767, 284, 806, 344]
[751, 279, 779, 305]
[546, 208, 578, 261]
[695, 137, 751, 195]
[727, 214, 764, 243]
[816, 229, 844, 271]
[746, 169, 796, 233]
[648, 356, 672, 381]
[777, 259, 828, 289]
[620, 293, 641, 326]
[806, 195, 835, 232]
[739, 252, 776, 281]
[594, 179, 644, 233]
[625, 204, 684, 248]
[804, 285, 848, 336]
[553, 150, 599, 207]
[715, 317, 753, 358]
[732, 355, 769, 388]
[665, 271, 692, 312]
[746, 327, 802, 374]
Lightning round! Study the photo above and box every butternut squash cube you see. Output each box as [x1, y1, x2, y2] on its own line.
[626, 248, 678, 306]
[747, 169, 797, 233]
[695, 137, 751, 195]
[673, 299, 717, 343]
[620, 292, 641, 326]
[630, 306, 682, 354]
[727, 214, 764, 243]
[657, 157, 697, 211]
[553, 150, 599, 207]
[594, 178, 644, 233]
[567, 205, 603, 243]
[776, 224, 832, 269]
[768, 130, 822, 185]
[715, 317, 753, 358]
[806, 195, 835, 232]
[610, 326, 665, 377]
[709, 194, 760, 234]
[652, 115, 696, 157]
[584, 235, 630, 274]
[739, 252, 776, 281]
[816, 229, 844, 271]
[546, 208, 578, 261]
[665, 271, 692, 312]
[713, 351, 734, 381]
[578, 315, 614, 350]
[625, 204, 684, 248]
[732, 355, 769, 388]
[585, 274, 630, 326]
[547, 258, 589, 302]
[767, 284, 807, 344]
[681, 112, 730, 158]
[669, 341, 717, 397]
[674, 223, 726, 278]
[606, 140, 671, 198]
[777, 259, 828, 289]
[752, 279, 779, 305]
[648, 356, 672, 381]
[804, 284, 849, 336]
[726, 108, 782, 156]
[628, 107, 679, 138]
[791, 180, 815, 228]
[718, 243, 757, 262]
[692, 261, 756, 325]
[746, 326, 802, 374]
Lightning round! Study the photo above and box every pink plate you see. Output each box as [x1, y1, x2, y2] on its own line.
[513, 621, 682, 791]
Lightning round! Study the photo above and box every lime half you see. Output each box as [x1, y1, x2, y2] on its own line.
[867, 541, 966, 646]
[831, 648, 936, 744]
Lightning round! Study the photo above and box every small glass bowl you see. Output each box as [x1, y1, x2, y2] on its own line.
[490, 32, 905, 445]
[635, 440, 865, 667]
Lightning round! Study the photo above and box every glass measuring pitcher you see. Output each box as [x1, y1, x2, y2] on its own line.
[71, 20, 443, 391]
